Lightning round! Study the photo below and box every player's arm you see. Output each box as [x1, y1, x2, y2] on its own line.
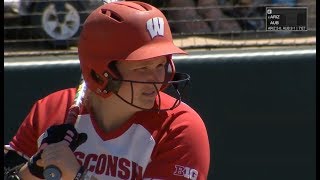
[4, 97, 49, 179]
[4, 159, 42, 180]
[4, 147, 32, 179]
[4, 120, 46, 180]
[4, 88, 77, 179]
[8, 88, 77, 157]
[143, 112, 210, 180]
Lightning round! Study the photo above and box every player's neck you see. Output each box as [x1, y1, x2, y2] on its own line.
[90, 93, 138, 133]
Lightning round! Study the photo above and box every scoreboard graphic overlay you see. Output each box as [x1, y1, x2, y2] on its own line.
[266, 7, 307, 31]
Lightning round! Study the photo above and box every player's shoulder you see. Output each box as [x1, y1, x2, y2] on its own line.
[154, 93, 210, 160]
[130, 92, 206, 136]
[161, 92, 209, 144]
[29, 87, 78, 126]
[34, 88, 78, 119]
[38, 88, 77, 104]
[161, 92, 201, 118]
[158, 92, 205, 130]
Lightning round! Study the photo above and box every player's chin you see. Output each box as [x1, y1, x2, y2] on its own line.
[138, 99, 156, 110]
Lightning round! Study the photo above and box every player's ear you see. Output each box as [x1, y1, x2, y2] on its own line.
[108, 61, 122, 78]
[104, 61, 122, 93]
[90, 70, 105, 85]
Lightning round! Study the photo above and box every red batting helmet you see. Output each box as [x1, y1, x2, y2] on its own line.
[78, 1, 190, 110]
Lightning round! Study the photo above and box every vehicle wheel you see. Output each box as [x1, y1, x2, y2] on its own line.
[31, 1, 85, 48]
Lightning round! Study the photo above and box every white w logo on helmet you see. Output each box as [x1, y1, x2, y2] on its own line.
[146, 17, 164, 39]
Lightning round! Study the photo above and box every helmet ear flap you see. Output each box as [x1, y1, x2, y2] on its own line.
[90, 70, 105, 85]
[164, 61, 172, 81]
[104, 76, 122, 93]
[160, 56, 175, 91]
[165, 55, 175, 79]
[104, 61, 122, 93]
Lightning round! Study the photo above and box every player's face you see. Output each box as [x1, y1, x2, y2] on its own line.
[116, 56, 167, 109]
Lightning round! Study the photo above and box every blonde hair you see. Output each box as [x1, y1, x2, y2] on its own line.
[82, 88, 93, 112]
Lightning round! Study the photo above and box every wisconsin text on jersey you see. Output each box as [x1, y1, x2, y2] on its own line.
[73, 152, 199, 179]
[75, 152, 143, 179]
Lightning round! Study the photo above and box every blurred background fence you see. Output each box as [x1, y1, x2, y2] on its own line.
[4, 0, 316, 56]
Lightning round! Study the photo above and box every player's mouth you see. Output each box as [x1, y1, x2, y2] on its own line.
[142, 90, 157, 97]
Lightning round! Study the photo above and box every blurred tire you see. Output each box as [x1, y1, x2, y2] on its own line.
[31, 1, 85, 48]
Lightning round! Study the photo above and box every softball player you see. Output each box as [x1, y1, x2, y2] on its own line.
[4, 1, 210, 179]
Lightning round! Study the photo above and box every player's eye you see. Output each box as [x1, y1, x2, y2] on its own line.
[156, 63, 165, 68]
[133, 66, 148, 71]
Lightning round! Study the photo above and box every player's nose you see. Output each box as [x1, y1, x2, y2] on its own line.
[144, 70, 163, 83]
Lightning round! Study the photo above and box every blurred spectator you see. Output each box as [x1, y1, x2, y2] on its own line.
[271, 0, 296, 6]
[141, 0, 242, 34]
[168, 0, 242, 34]
[219, 0, 269, 30]
[296, 0, 316, 30]
[165, 0, 212, 34]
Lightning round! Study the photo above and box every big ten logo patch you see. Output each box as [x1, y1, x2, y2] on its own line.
[174, 165, 198, 180]
[146, 17, 164, 39]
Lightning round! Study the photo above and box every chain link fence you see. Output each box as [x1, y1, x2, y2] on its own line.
[4, 0, 316, 57]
